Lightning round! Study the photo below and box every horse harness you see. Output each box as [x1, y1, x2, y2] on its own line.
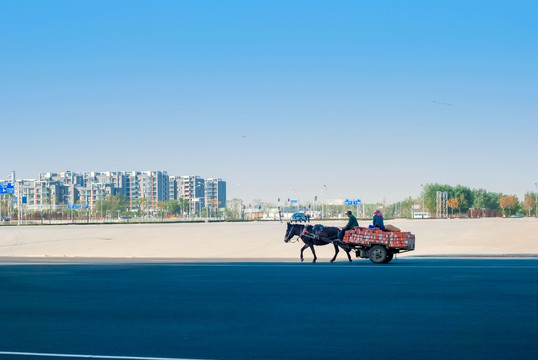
[285, 225, 302, 243]
[301, 226, 338, 243]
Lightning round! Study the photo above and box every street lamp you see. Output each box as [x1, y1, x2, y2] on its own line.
[421, 184, 425, 215]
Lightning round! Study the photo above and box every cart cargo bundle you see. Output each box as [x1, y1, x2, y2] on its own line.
[343, 226, 415, 263]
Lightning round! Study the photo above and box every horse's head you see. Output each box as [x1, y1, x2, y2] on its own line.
[284, 222, 305, 243]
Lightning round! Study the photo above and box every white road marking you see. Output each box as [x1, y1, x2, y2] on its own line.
[0, 351, 211, 360]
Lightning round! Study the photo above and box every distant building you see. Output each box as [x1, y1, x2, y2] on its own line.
[179, 175, 205, 213]
[13, 170, 226, 214]
[139, 170, 169, 205]
[205, 178, 226, 209]
[413, 211, 431, 219]
[168, 176, 179, 201]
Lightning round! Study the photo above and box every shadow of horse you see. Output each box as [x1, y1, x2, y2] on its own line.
[284, 222, 352, 263]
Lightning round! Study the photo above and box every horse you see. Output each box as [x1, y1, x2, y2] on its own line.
[283, 222, 353, 263]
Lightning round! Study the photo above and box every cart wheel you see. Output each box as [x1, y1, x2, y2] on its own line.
[382, 253, 394, 264]
[369, 245, 388, 264]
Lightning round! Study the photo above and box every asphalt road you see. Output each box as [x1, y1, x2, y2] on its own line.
[1, 259, 537, 360]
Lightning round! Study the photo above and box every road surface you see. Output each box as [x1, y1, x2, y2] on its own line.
[1, 258, 537, 360]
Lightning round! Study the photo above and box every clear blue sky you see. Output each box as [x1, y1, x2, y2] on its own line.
[1, 0, 537, 204]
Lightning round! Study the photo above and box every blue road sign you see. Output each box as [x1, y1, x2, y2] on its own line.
[345, 198, 362, 205]
[0, 182, 15, 195]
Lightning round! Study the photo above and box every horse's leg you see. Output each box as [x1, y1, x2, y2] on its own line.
[300, 244, 309, 262]
[330, 243, 339, 263]
[344, 246, 352, 263]
[310, 245, 317, 263]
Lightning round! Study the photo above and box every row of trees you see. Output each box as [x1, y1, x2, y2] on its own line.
[92, 195, 202, 218]
[3, 185, 537, 222]
[92, 195, 235, 219]
[422, 184, 536, 217]
[231, 185, 537, 220]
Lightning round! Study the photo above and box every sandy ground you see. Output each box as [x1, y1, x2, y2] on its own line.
[0, 218, 537, 260]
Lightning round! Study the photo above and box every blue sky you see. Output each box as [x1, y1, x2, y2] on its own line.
[1, 0, 537, 204]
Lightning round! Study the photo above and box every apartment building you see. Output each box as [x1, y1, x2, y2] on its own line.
[13, 170, 226, 213]
[20, 176, 65, 208]
[205, 178, 226, 209]
[179, 175, 205, 202]
[179, 175, 205, 213]
[168, 176, 179, 201]
[125, 171, 141, 209]
[139, 171, 169, 209]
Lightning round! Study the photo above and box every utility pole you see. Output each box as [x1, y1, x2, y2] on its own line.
[17, 180, 21, 225]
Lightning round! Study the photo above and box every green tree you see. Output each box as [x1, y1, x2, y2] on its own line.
[472, 189, 488, 209]
[164, 200, 182, 216]
[1, 194, 13, 217]
[425, 185, 503, 216]
[401, 196, 417, 218]
[228, 198, 243, 219]
[94, 194, 128, 218]
[179, 198, 189, 216]
[484, 192, 501, 211]
[386, 196, 416, 218]
[471, 188, 501, 215]
[156, 201, 166, 218]
[453, 185, 472, 214]
[522, 193, 536, 217]
[424, 184, 453, 214]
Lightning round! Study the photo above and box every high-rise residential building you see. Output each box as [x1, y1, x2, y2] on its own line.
[125, 171, 141, 210]
[168, 176, 179, 201]
[138, 171, 169, 209]
[18, 178, 65, 209]
[179, 176, 205, 200]
[179, 175, 205, 212]
[205, 178, 226, 209]
[78, 183, 107, 211]
[58, 171, 84, 186]
[12, 170, 226, 215]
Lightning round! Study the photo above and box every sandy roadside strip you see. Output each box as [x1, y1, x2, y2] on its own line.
[1, 218, 537, 260]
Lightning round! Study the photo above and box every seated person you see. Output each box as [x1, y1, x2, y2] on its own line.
[338, 210, 359, 240]
[373, 209, 386, 231]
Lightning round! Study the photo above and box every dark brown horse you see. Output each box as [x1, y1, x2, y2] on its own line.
[284, 222, 352, 263]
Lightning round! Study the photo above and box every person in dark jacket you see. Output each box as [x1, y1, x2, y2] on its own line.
[338, 210, 359, 241]
[373, 209, 386, 231]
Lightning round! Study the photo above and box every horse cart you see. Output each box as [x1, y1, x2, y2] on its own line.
[342, 226, 415, 264]
[284, 222, 415, 264]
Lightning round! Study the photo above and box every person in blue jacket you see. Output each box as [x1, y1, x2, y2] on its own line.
[373, 209, 386, 231]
